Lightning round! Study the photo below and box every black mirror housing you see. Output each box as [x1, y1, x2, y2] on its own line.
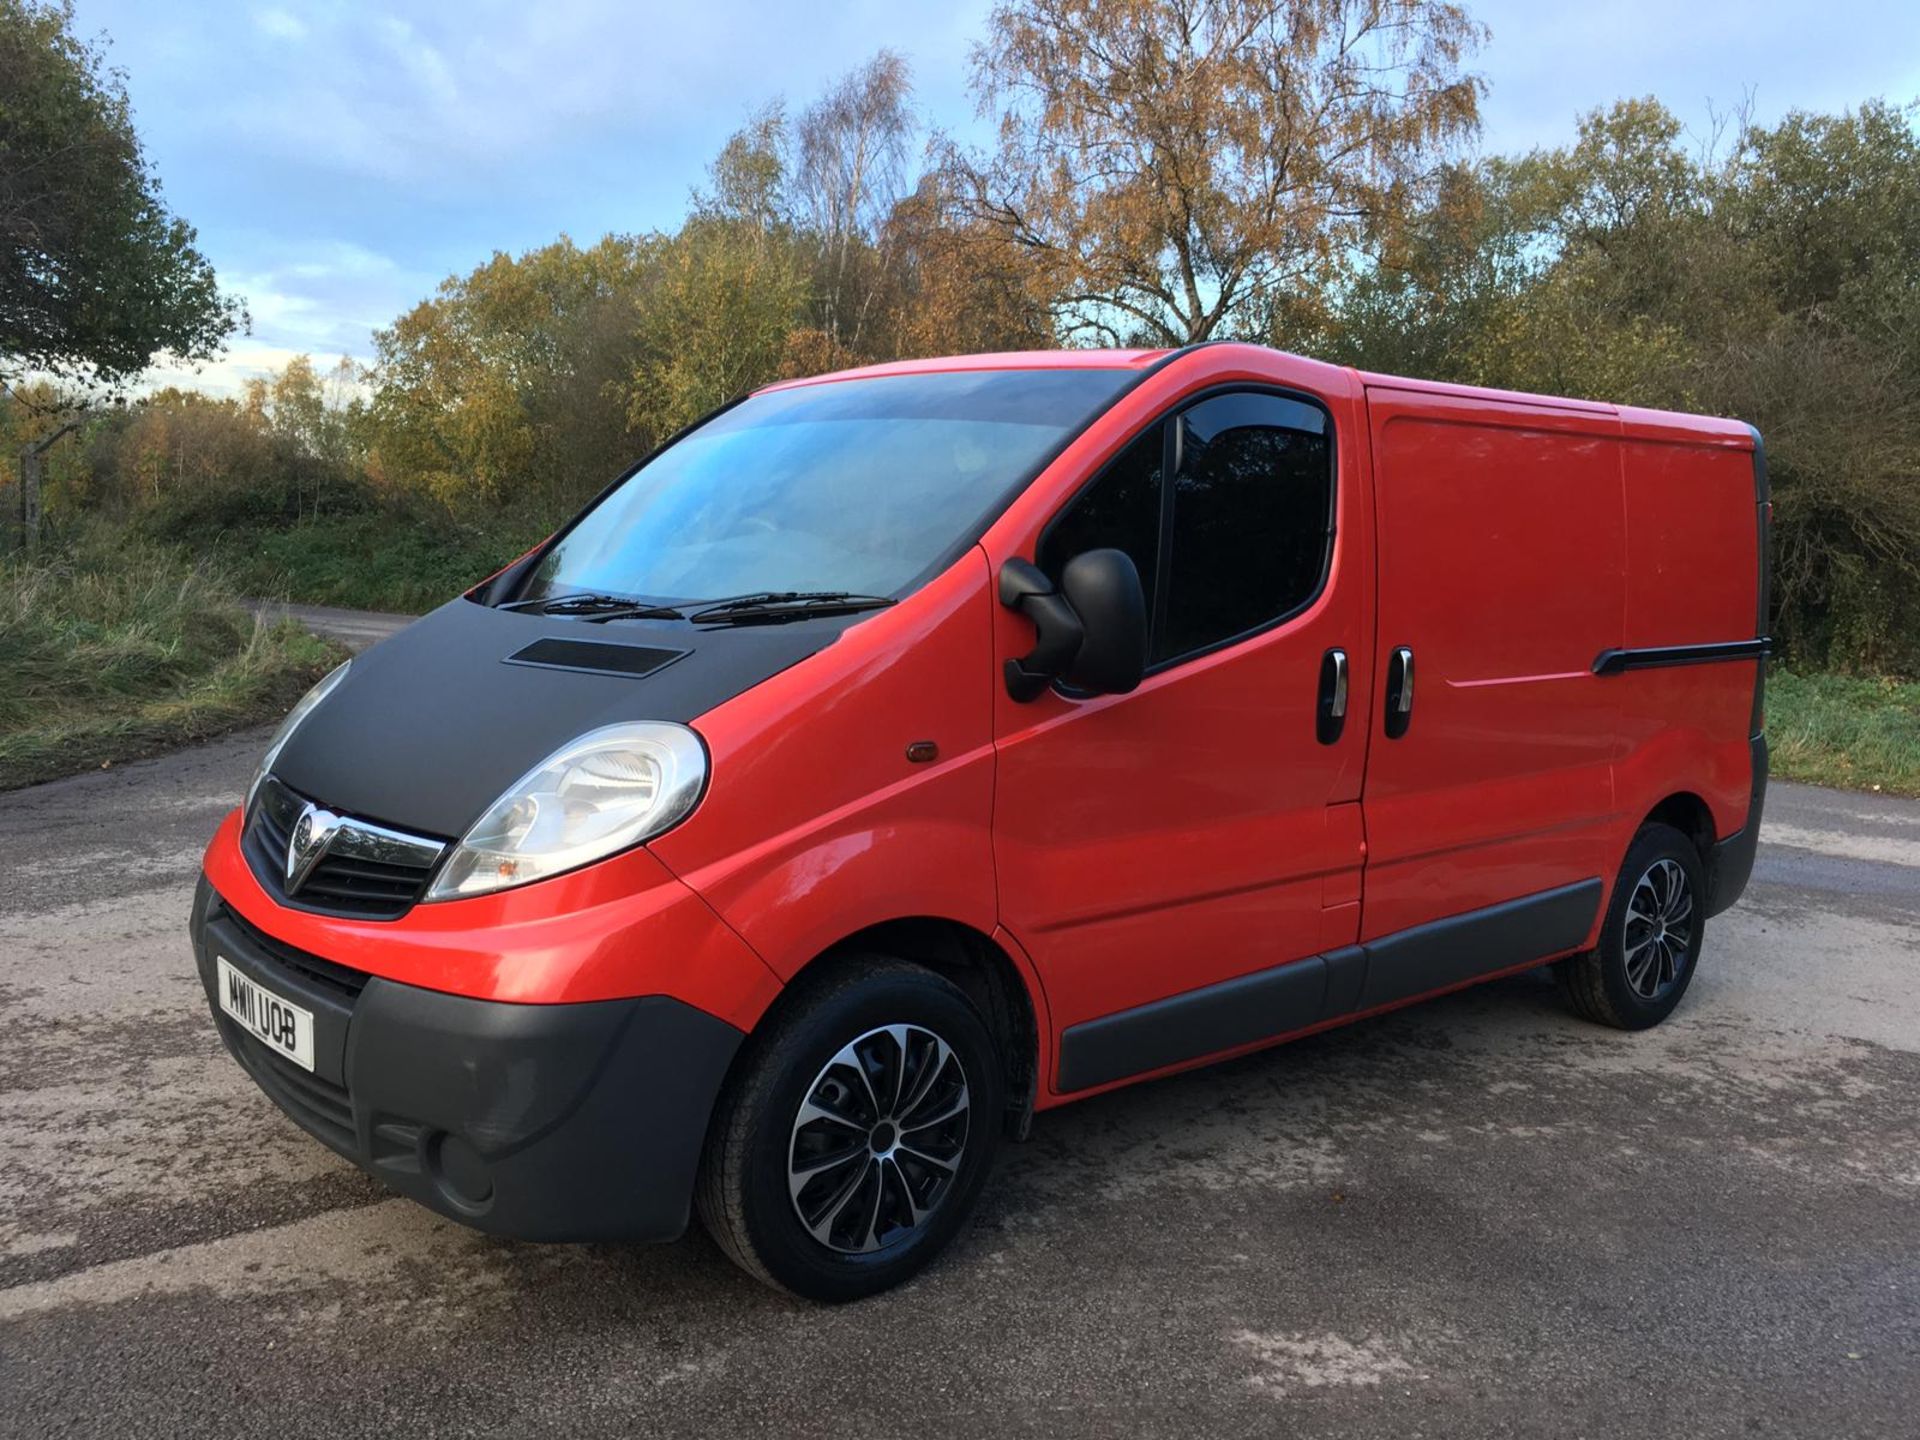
[1059, 548, 1148, 695]
[998, 550, 1148, 702]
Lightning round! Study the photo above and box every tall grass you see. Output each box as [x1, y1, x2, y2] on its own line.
[0, 529, 346, 789]
[188, 509, 535, 614]
[1767, 669, 1920, 797]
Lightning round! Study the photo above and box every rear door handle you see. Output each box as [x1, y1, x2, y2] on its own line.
[1316, 648, 1349, 744]
[1385, 646, 1414, 739]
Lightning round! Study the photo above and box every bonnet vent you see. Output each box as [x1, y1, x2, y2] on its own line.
[503, 637, 688, 679]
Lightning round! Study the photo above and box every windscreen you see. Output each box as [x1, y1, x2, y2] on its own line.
[519, 368, 1136, 605]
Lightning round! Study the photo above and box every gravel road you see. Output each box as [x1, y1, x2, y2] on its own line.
[2, 661, 1915, 1437]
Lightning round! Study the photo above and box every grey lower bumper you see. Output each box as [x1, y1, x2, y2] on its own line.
[1707, 734, 1768, 918]
[190, 877, 743, 1242]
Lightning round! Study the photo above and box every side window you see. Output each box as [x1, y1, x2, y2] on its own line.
[1155, 393, 1331, 662]
[1037, 421, 1163, 613]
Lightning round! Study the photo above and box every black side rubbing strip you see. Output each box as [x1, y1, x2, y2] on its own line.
[1591, 639, 1772, 676]
[1354, 878, 1602, 1010]
[503, 638, 689, 679]
[1056, 954, 1330, 1094]
[1055, 880, 1604, 1093]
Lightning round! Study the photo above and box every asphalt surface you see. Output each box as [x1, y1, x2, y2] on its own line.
[2, 681, 1916, 1435]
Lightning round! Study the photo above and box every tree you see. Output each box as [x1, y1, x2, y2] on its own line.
[883, 175, 1056, 356]
[1724, 100, 1920, 377]
[628, 124, 809, 437]
[1319, 96, 1920, 674]
[366, 236, 655, 512]
[0, 0, 241, 386]
[244, 354, 361, 468]
[953, 0, 1483, 346]
[792, 51, 916, 359]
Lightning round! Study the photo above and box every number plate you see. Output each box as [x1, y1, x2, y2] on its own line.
[216, 956, 315, 1071]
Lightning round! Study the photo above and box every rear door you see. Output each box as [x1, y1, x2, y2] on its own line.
[1356, 386, 1626, 992]
[990, 370, 1374, 1093]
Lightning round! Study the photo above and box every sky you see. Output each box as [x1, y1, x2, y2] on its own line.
[66, 0, 1920, 396]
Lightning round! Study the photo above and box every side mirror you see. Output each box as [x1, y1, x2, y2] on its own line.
[998, 549, 1148, 702]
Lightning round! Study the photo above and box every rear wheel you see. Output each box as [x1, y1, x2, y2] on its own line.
[1558, 822, 1706, 1030]
[695, 957, 1003, 1301]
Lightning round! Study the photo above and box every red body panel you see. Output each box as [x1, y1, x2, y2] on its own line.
[646, 551, 1003, 985]
[1612, 412, 1762, 837]
[201, 345, 1762, 1116]
[757, 348, 1170, 392]
[1358, 386, 1628, 943]
[200, 810, 781, 1026]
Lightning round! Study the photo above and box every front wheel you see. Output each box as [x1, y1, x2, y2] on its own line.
[695, 958, 1003, 1301]
[1558, 822, 1706, 1030]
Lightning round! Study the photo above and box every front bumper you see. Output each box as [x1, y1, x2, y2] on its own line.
[190, 878, 743, 1242]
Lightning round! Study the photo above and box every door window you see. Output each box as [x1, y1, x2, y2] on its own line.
[1036, 421, 1164, 616]
[1157, 392, 1332, 661]
[1038, 391, 1332, 672]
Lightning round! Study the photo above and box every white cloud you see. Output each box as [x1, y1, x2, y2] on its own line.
[137, 238, 426, 398]
[252, 7, 306, 42]
[140, 340, 367, 400]
[174, 0, 996, 188]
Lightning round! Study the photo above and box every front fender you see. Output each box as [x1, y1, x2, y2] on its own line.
[648, 550, 998, 981]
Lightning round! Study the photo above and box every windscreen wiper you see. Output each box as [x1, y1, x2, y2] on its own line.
[688, 591, 897, 626]
[501, 592, 686, 621]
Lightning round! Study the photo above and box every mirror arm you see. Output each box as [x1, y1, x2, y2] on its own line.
[998, 558, 1084, 703]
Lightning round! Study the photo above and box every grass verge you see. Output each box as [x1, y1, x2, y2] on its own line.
[187, 511, 536, 614]
[1767, 668, 1920, 797]
[0, 532, 348, 791]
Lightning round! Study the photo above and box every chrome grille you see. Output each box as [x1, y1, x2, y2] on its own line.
[244, 777, 447, 920]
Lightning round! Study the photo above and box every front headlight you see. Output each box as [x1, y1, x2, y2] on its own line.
[247, 660, 350, 811]
[425, 722, 707, 901]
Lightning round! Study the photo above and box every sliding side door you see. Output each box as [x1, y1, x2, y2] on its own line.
[1354, 385, 1627, 1005]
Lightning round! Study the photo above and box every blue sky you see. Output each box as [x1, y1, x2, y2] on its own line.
[69, 0, 1920, 394]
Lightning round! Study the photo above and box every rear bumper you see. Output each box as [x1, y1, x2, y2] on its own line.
[190, 877, 742, 1242]
[1706, 733, 1768, 918]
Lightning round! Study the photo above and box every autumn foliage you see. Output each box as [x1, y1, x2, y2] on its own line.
[5, 2, 1918, 672]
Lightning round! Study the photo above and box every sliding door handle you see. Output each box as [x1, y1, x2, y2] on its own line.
[1385, 646, 1414, 739]
[1316, 648, 1349, 744]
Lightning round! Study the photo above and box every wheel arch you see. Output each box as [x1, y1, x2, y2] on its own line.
[760, 916, 1044, 1140]
[1641, 791, 1716, 864]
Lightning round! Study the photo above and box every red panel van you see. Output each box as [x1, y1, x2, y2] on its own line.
[189, 344, 1769, 1300]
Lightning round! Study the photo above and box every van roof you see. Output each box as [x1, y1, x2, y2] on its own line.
[758, 345, 1755, 446]
[1357, 369, 1754, 445]
[756, 349, 1172, 392]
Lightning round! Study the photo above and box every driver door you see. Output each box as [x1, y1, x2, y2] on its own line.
[988, 378, 1373, 1093]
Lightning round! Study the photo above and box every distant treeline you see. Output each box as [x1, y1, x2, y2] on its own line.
[6, 32, 1917, 671]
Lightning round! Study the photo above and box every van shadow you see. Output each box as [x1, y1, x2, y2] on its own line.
[457, 965, 1598, 1322]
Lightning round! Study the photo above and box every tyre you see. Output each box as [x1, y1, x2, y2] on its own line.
[695, 957, 1003, 1302]
[1558, 822, 1706, 1030]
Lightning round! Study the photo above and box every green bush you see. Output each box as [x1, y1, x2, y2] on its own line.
[190, 506, 549, 614]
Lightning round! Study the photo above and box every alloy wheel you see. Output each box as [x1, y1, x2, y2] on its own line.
[1624, 857, 1694, 1000]
[787, 1023, 970, 1254]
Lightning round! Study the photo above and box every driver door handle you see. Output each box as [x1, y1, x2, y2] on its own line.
[1316, 648, 1349, 745]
